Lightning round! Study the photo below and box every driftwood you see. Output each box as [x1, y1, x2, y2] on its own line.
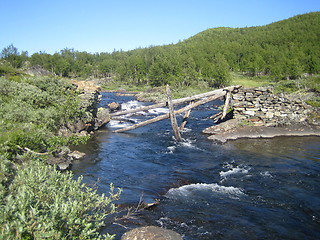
[111, 117, 136, 124]
[113, 91, 227, 133]
[210, 112, 223, 123]
[166, 85, 182, 141]
[17, 145, 49, 155]
[113, 86, 241, 133]
[221, 90, 232, 120]
[111, 86, 241, 117]
[179, 103, 192, 131]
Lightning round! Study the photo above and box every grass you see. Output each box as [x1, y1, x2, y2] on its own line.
[231, 72, 272, 87]
[101, 80, 149, 92]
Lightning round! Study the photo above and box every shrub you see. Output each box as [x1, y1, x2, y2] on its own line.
[0, 64, 21, 77]
[0, 76, 86, 155]
[306, 97, 320, 107]
[0, 159, 121, 240]
[0, 156, 13, 201]
[302, 75, 320, 92]
[273, 80, 300, 93]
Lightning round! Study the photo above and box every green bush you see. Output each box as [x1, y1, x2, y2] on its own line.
[306, 97, 320, 107]
[0, 76, 86, 155]
[0, 74, 122, 239]
[0, 64, 21, 77]
[302, 75, 320, 92]
[274, 80, 300, 93]
[0, 159, 121, 240]
[0, 156, 13, 201]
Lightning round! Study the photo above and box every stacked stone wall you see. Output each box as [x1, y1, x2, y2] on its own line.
[232, 87, 313, 126]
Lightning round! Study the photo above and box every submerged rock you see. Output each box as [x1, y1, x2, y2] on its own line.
[121, 226, 182, 240]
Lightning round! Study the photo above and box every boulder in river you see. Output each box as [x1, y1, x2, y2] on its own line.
[121, 226, 182, 240]
[95, 107, 110, 129]
[108, 102, 121, 112]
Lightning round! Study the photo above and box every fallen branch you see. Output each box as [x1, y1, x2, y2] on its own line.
[114, 91, 227, 133]
[17, 145, 50, 155]
[179, 103, 192, 131]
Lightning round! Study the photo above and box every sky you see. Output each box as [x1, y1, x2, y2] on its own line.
[0, 0, 319, 55]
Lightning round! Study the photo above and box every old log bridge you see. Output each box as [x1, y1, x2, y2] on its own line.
[111, 85, 241, 141]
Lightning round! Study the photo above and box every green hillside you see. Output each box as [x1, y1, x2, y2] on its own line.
[1, 12, 320, 88]
[181, 12, 320, 78]
[98, 12, 320, 88]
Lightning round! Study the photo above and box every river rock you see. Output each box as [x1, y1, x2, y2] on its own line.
[47, 156, 72, 170]
[108, 102, 121, 111]
[95, 107, 110, 129]
[121, 226, 183, 240]
[67, 150, 86, 159]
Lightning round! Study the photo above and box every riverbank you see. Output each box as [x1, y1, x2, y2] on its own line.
[203, 119, 320, 143]
[0, 75, 119, 240]
[204, 86, 320, 143]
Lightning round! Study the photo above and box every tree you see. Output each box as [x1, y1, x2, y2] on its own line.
[1, 44, 24, 68]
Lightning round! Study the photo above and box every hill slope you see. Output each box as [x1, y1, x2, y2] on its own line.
[102, 11, 320, 86]
[179, 12, 320, 77]
[3, 12, 320, 88]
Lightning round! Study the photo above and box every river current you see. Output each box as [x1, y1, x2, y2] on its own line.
[72, 92, 320, 240]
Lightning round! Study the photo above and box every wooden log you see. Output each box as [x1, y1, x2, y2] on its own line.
[210, 112, 223, 123]
[17, 145, 49, 155]
[111, 117, 136, 124]
[179, 103, 192, 131]
[113, 91, 227, 133]
[110, 85, 241, 117]
[166, 85, 182, 142]
[221, 90, 232, 120]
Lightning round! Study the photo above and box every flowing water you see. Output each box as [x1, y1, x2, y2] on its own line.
[72, 92, 320, 240]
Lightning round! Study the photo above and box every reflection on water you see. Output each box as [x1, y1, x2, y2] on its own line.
[72, 93, 320, 240]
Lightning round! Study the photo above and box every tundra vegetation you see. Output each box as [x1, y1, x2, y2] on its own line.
[0, 12, 319, 239]
[0, 73, 121, 239]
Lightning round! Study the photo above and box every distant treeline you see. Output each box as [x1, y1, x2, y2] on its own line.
[1, 12, 320, 87]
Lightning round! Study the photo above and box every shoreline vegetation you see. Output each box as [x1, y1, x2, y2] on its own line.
[0, 12, 319, 239]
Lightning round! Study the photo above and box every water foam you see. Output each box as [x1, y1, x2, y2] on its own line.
[121, 100, 144, 110]
[148, 107, 169, 115]
[167, 145, 176, 154]
[219, 166, 250, 179]
[166, 183, 246, 200]
[260, 171, 272, 177]
[108, 120, 132, 128]
[179, 139, 200, 150]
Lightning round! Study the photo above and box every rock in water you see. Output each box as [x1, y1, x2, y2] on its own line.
[95, 107, 110, 129]
[108, 102, 121, 112]
[67, 150, 86, 160]
[121, 226, 182, 240]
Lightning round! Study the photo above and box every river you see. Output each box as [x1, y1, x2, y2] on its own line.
[72, 92, 320, 240]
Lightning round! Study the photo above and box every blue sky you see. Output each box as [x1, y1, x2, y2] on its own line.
[0, 0, 319, 55]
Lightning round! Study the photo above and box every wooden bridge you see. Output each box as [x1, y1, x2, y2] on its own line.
[110, 85, 241, 141]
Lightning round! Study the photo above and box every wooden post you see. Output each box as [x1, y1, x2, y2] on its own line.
[221, 90, 232, 120]
[166, 85, 182, 142]
[179, 102, 192, 131]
